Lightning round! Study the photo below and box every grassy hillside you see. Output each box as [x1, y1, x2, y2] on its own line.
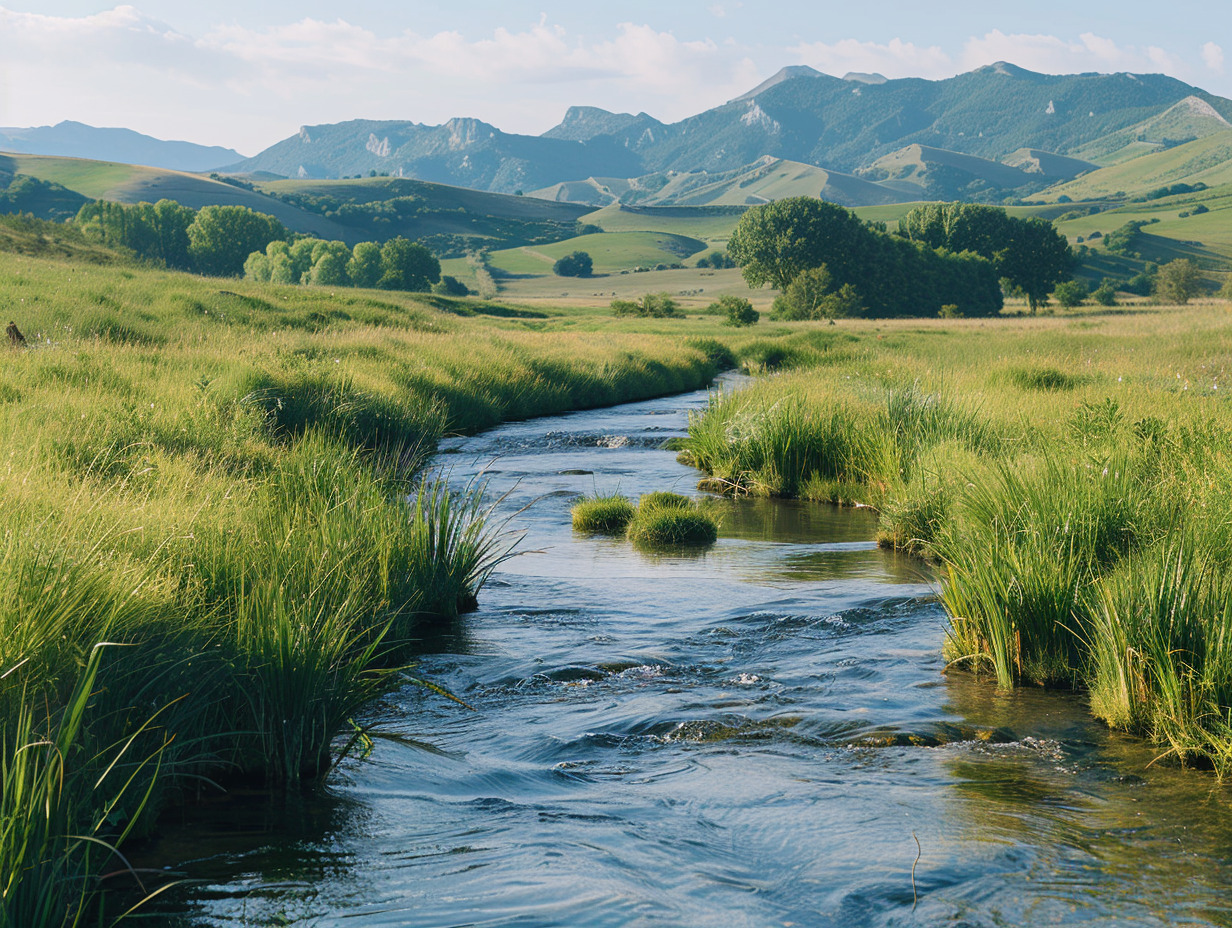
[1044, 130, 1232, 201]
[1071, 96, 1232, 165]
[531, 158, 909, 209]
[581, 204, 744, 241]
[487, 230, 707, 277]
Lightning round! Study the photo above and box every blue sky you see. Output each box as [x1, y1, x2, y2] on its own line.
[0, 2, 1227, 154]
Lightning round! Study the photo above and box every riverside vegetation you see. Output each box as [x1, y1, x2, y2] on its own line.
[0, 215, 724, 925]
[681, 302, 1232, 772]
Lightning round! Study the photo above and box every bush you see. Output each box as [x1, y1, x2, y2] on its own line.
[696, 250, 735, 269]
[1053, 280, 1088, 308]
[1092, 280, 1118, 306]
[553, 251, 593, 277]
[1154, 258, 1201, 305]
[711, 295, 759, 327]
[611, 293, 678, 318]
[571, 494, 635, 533]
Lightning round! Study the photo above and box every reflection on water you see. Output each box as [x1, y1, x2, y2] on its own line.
[143, 376, 1232, 928]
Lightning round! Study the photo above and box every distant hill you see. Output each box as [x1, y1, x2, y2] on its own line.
[1044, 130, 1232, 201]
[223, 117, 641, 195]
[859, 144, 1067, 200]
[1069, 96, 1232, 165]
[530, 156, 911, 208]
[228, 62, 1232, 204]
[0, 121, 242, 172]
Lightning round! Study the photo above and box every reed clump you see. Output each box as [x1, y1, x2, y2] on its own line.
[571, 493, 636, 533]
[626, 492, 719, 547]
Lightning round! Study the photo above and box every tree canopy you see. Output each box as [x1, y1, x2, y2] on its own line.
[187, 206, 289, 278]
[900, 203, 1071, 311]
[377, 237, 440, 292]
[728, 197, 1003, 318]
[553, 251, 593, 277]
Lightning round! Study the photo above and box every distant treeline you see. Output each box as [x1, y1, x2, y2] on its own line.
[73, 199, 448, 293]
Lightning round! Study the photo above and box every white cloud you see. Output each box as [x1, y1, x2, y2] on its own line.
[1203, 42, 1225, 73]
[790, 37, 952, 79]
[0, 6, 761, 149]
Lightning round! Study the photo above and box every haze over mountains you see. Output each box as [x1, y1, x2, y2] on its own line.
[4, 62, 1232, 209]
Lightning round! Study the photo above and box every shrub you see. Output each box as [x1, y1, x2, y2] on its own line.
[611, 293, 678, 318]
[1053, 280, 1088, 308]
[1154, 259, 1202, 305]
[1092, 281, 1118, 306]
[711, 295, 759, 327]
[433, 275, 470, 296]
[553, 251, 593, 277]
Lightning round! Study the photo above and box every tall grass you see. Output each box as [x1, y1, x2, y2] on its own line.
[0, 234, 729, 923]
[683, 305, 1232, 771]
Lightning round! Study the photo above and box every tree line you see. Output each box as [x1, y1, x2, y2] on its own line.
[73, 199, 447, 293]
[728, 198, 1072, 318]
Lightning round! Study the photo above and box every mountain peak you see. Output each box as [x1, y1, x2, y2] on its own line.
[730, 65, 828, 103]
[842, 72, 887, 85]
[542, 106, 659, 142]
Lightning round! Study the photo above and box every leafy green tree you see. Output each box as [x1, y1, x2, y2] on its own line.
[711, 295, 758, 327]
[1053, 280, 1088, 308]
[307, 241, 353, 286]
[243, 250, 272, 282]
[187, 205, 288, 277]
[553, 251, 593, 277]
[1154, 259, 1202, 305]
[151, 199, 195, 269]
[776, 266, 835, 320]
[378, 237, 440, 291]
[899, 203, 1071, 312]
[348, 242, 382, 289]
[1092, 280, 1118, 306]
[728, 197, 867, 290]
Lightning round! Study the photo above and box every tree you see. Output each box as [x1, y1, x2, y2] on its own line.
[697, 250, 734, 269]
[1154, 259, 1202, 305]
[728, 197, 867, 291]
[348, 242, 382, 289]
[307, 241, 352, 286]
[187, 205, 288, 277]
[1053, 280, 1088, 308]
[899, 203, 1071, 313]
[711, 295, 758, 327]
[776, 266, 835, 320]
[377, 237, 440, 291]
[553, 251, 593, 277]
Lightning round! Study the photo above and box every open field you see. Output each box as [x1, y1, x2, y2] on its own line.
[682, 300, 1232, 771]
[487, 230, 708, 276]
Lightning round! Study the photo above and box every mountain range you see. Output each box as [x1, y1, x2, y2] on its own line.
[4, 63, 1232, 209]
[214, 62, 1232, 205]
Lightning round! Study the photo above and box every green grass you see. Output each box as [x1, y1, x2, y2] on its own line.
[0, 214, 734, 923]
[682, 301, 1232, 772]
[487, 231, 708, 277]
[626, 493, 719, 547]
[571, 493, 636, 533]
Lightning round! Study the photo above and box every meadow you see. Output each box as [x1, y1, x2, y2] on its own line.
[681, 300, 1232, 771]
[0, 216, 729, 925]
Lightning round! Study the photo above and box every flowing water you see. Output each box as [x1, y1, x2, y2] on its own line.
[146, 378, 1232, 927]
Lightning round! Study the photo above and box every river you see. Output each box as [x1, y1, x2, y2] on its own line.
[145, 376, 1232, 927]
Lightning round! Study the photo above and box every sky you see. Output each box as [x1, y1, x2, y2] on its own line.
[0, 1, 1227, 155]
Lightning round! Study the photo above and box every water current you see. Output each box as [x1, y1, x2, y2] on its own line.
[147, 376, 1232, 927]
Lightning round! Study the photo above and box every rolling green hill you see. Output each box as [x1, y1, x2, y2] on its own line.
[1043, 130, 1232, 201]
[487, 231, 707, 277]
[581, 204, 745, 242]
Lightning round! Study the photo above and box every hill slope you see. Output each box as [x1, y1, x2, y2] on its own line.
[1044, 130, 1232, 200]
